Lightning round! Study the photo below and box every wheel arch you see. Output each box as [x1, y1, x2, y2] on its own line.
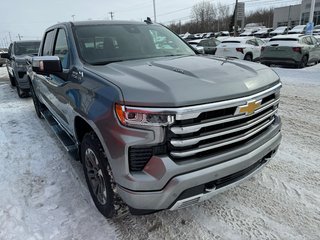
[74, 115, 111, 162]
[244, 52, 253, 60]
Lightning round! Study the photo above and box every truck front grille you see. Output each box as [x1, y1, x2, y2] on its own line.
[168, 92, 280, 161]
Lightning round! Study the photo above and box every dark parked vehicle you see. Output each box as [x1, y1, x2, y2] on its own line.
[188, 38, 221, 54]
[1, 41, 40, 97]
[0, 50, 7, 66]
[253, 28, 273, 38]
[29, 20, 282, 218]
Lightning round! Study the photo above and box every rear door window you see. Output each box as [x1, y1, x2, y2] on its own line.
[54, 29, 70, 69]
[42, 30, 56, 56]
[246, 40, 258, 46]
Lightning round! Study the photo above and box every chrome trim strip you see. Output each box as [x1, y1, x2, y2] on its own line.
[171, 109, 277, 147]
[170, 118, 275, 158]
[125, 83, 282, 120]
[170, 98, 279, 134]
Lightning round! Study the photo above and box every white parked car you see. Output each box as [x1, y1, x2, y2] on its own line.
[215, 37, 265, 61]
[313, 25, 320, 35]
[288, 25, 306, 34]
[270, 26, 289, 37]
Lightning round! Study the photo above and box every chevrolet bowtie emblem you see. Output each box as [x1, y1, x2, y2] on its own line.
[235, 100, 262, 115]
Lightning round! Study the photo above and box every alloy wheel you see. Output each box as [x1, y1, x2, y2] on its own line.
[84, 148, 107, 205]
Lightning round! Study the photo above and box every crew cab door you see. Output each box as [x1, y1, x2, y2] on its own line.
[33, 28, 73, 133]
[7, 43, 14, 77]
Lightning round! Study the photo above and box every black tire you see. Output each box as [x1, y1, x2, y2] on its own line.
[244, 54, 253, 61]
[16, 82, 25, 98]
[9, 74, 16, 87]
[299, 55, 308, 68]
[30, 82, 44, 119]
[81, 132, 117, 218]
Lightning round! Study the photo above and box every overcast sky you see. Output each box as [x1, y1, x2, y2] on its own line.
[0, 0, 301, 46]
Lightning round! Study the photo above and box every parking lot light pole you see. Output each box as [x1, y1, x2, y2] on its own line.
[153, 0, 157, 22]
[309, 0, 315, 23]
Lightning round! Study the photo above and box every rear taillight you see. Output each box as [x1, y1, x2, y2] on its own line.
[261, 46, 265, 51]
[236, 48, 244, 54]
[292, 47, 302, 54]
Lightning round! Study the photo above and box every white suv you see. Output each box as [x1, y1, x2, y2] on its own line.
[215, 37, 265, 61]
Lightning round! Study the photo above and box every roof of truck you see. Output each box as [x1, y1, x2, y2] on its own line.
[71, 20, 151, 26]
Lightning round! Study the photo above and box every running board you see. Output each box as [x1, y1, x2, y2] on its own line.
[41, 110, 78, 158]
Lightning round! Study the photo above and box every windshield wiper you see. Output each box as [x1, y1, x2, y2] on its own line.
[91, 60, 123, 66]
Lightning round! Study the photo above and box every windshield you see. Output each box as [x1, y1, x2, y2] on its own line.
[291, 26, 305, 30]
[74, 24, 195, 65]
[14, 42, 40, 55]
[274, 27, 286, 31]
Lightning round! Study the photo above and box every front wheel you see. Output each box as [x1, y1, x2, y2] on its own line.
[9, 74, 16, 87]
[81, 132, 117, 218]
[30, 82, 44, 119]
[16, 82, 25, 98]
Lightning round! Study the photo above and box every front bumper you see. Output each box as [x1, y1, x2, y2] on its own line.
[14, 67, 30, 90]
[117, 130, 281, 210]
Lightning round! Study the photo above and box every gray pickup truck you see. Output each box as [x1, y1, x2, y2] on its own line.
[28, 20, 282, 218]
[1, 41, 40, 97]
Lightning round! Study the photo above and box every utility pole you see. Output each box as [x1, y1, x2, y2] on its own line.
[8, 32, 12, 42]
[153, 0, 157, 22]
[109, 11, 114, 20]
[287, 5, 291, 34]
[234, 0, 238, 36]
[71, 14, 75, 21]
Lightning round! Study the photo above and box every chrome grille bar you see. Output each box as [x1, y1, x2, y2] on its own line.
[170, 118, 275, 158]
[171, 109, 277, 147]
[170, 98, 279, 135]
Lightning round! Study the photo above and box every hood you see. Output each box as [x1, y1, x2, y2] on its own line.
[85, 55, 280, 107]
[15, 55, 30, 65]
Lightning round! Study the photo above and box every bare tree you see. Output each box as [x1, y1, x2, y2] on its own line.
[191, 1, 216, 32]
[245, 8, 274, 27]
[215, 2, 230, 31]
[167, 3, 273, 35]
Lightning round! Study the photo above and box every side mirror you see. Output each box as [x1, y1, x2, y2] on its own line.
[32, 56, 62, 75]
[0, 53, 10, 59]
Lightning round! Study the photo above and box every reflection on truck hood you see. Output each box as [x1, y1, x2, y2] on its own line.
[86, 55, 280, 107]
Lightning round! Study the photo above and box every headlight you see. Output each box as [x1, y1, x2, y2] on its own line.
[115, 104, 175, 127]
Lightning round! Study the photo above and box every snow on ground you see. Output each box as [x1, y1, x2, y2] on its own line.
[0, 65, 319, 240]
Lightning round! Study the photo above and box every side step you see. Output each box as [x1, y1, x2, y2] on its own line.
[41, 110, 79, 159]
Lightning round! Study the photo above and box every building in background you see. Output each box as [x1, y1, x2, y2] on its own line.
[300, 0, 320, 24]
[273, 4, 301, 28]
[273, 0, 320, 28]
